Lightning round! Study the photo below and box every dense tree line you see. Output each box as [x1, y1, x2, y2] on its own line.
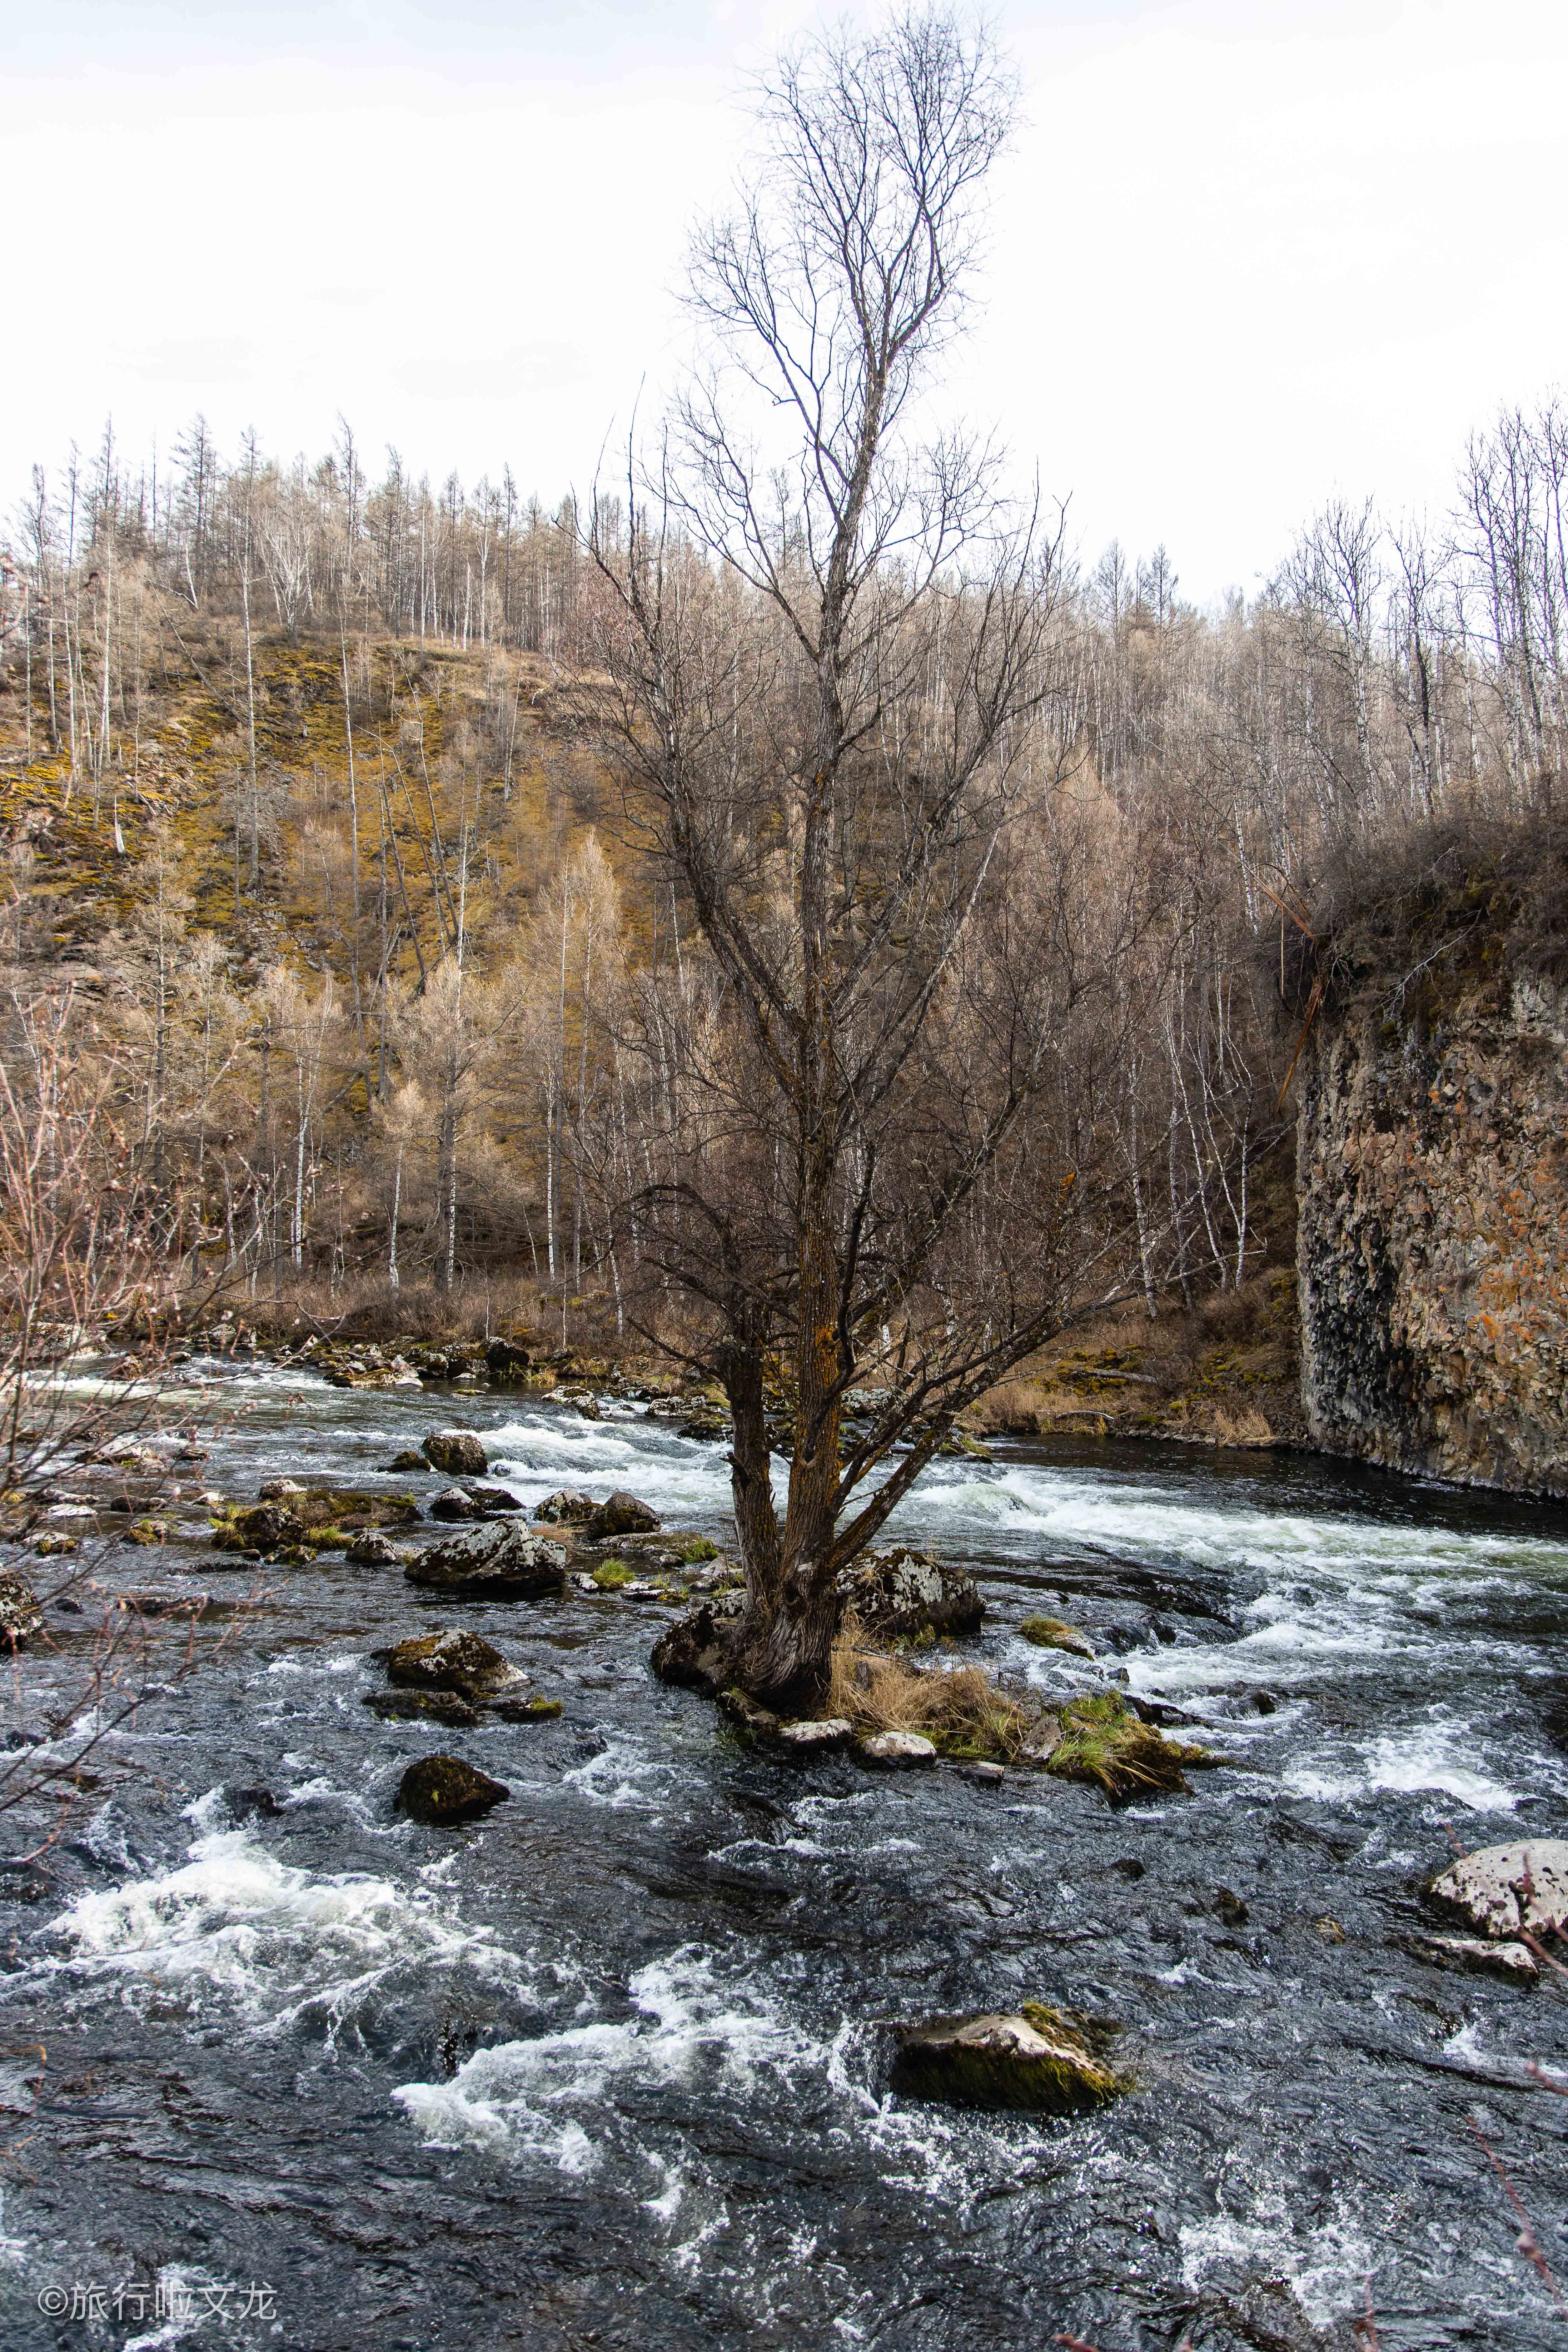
[0, 374, 1560, 1357]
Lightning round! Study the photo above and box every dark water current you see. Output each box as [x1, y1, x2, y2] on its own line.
[4, 1361, 1568, 2352]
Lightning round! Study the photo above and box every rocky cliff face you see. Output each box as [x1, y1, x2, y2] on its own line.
[1298, 971, 1568, 1495]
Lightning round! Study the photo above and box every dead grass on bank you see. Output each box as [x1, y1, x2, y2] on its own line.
[827, 1625, 1041, 1763]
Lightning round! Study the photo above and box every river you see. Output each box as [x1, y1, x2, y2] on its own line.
[3, 1360, 1567, 2350]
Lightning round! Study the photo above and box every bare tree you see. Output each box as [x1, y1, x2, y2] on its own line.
[582, 10, 1150, 1706]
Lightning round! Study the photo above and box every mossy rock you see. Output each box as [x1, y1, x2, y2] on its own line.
[890, 2005, 1129, 2113]
[1018, 1614, 1095, 1659]
[489, 1695, 563, 1723]
[1044, 1690, 1205, 1802]
[395, 1754, 509, 1825]
[215, 1490, 420, 1556]
[364, 1689, 481, 1729]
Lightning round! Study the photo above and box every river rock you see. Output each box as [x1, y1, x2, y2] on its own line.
[396, 1754, 509, 1824]
[836, 1547, 982, 1639]
[0, 1572, 44, 1645]
[365, 1689, 481, 1729]
[857, 1730, 937, 1768]
[890, 2006, 1124, 2113]
[429, 1486, 478, 1521]
[586, 1490, 661, 1539]
[466, 1480, 528, 1515]
[405, 1521, 567, 1600]
[345, 1531, 404, 1566]
[388, 1629, 527, 1702]
[484, 1337, 532, 1383]
[383, 1450, 427, 1473]
[1415, 1931, 1539, 1985]
[650, 1590, 746, 1693]
[1429, 1839, 1568, 1942]
[534, 1490, 598, 1525]
[775, 1716, 854, 1753]
[214, 1489, 422, 1556]
[1019, 1613, 1095, 1658]
[422, 1429, 488, 1478]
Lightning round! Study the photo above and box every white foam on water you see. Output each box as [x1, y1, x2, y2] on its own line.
[1179, 2192, 1380, 2327]
[393, 1945, 813, 2171]
[1280, 1721, 1526, 1812]
[39, 1821, 525, 2041]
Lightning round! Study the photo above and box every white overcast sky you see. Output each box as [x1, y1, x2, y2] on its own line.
[6, 0, 1565, 604]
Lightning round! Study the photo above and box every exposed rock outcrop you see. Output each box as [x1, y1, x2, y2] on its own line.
[1429, 1838, 1568, 1942]
[835, 1546, 982, 1638]
[396, 1755, 509, 1824]
[889, 2006, 1126, 2113]
[405, 1522, 567, 1600]
[1298, 967, 1568, 1495]
[387, 1629, 527, 1703]
[422, 1429, 488, 1478]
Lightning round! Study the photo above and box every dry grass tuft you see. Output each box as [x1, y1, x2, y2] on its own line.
[827, 1625, 1037, 1762]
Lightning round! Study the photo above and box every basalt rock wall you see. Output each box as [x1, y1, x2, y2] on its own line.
[1298, 969, 1568, 1496]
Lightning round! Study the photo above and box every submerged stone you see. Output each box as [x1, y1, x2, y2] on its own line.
[387, 1629, 527, 1702]
[366, 1689, 482, 1729]
[383, 1450, 427, 1473]
[422, 1429, 488, 1478]
[396, 1754, 509, 1824]
[890, 2005, 1126, 2113]
[1429, 1839, 1568, 1943]
[405, 1521, 567, 1600]
[488, 1695, 563, 1723]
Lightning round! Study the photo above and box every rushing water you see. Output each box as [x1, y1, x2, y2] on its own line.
[4, 1362, 1568, 2351]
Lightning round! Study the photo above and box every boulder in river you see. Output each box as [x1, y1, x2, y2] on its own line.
[0, 1572, 44, 1645]
[890, 2005, 1126, 2113]
[836, 1546, 982, 1639]
[857, 1730, 937, 1768]
[1428, 1839, 1568, 1943]
[383, 1450, 427, 1473]
[214, 1489, 421, 1556]
[586, 1490, 661, 1539]
[1018, 1614, 1095, 1658]
[388, 1629, 527, 1703]
[396, 1754, 509, 1824]
[422, 1429, 488, 1478]
[775, 1717, 854, 1754]
[429, 1486, 478, 1522]
[1414, 1931, 1539, 1985]
[534, 1488, 599, 1525]
[365, 1689, 481, 1729]
[405, 1521, 567, 1600]
[466, 1480, 529, 1515]
[345, 1531, 404, 1567]
[650, 1590, 745, 1694]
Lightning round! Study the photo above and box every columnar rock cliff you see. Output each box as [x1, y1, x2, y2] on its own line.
[1298, 969, 1568, 1496]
